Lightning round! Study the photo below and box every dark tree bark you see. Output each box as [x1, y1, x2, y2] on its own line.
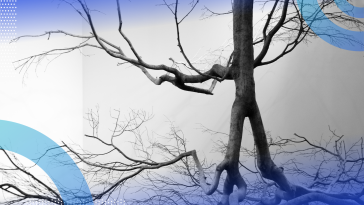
[218, 1, 292, 204]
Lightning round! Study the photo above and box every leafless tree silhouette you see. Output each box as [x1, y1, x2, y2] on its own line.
[6, 0, 364, 204]
[2, 109, 364, 205]
[0, 148, 62, 205]
[79, 109, 364, 205]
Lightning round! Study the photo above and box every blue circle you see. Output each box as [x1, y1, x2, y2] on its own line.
[0, 120, 93, 204]
[298, 0, 364, 51]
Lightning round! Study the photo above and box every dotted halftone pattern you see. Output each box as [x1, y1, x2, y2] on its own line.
[0, 0, 16, 78]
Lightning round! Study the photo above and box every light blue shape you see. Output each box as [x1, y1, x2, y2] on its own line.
[334, 0, 364, 18]
[0, 120, 93, 204]
[298, 0, 364, 51]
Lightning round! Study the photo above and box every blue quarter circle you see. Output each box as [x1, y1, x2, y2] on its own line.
[0, 120, 93, 204]
[298, 0, 364, 51]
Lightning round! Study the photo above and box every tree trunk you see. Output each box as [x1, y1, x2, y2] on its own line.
[220, 1, 295, 204]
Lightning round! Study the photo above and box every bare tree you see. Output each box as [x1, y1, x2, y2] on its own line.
[118, 123, 364, 205]
[8, 0, 364, 204]
[1, 108, 364, 205]
[0, 148, 63, 205]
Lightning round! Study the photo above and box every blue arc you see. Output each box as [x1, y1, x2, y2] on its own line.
[298, 0, 364, 51]
[334, 0, 364, 18]
[0, 120, 93, 205]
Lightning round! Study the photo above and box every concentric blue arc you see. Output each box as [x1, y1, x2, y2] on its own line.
[298, 0, 364, 51]
[0, 120, 93, 205]
[335, 0, 364, 18]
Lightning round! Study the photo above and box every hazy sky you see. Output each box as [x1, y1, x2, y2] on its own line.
[0, 0, 364, 200]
